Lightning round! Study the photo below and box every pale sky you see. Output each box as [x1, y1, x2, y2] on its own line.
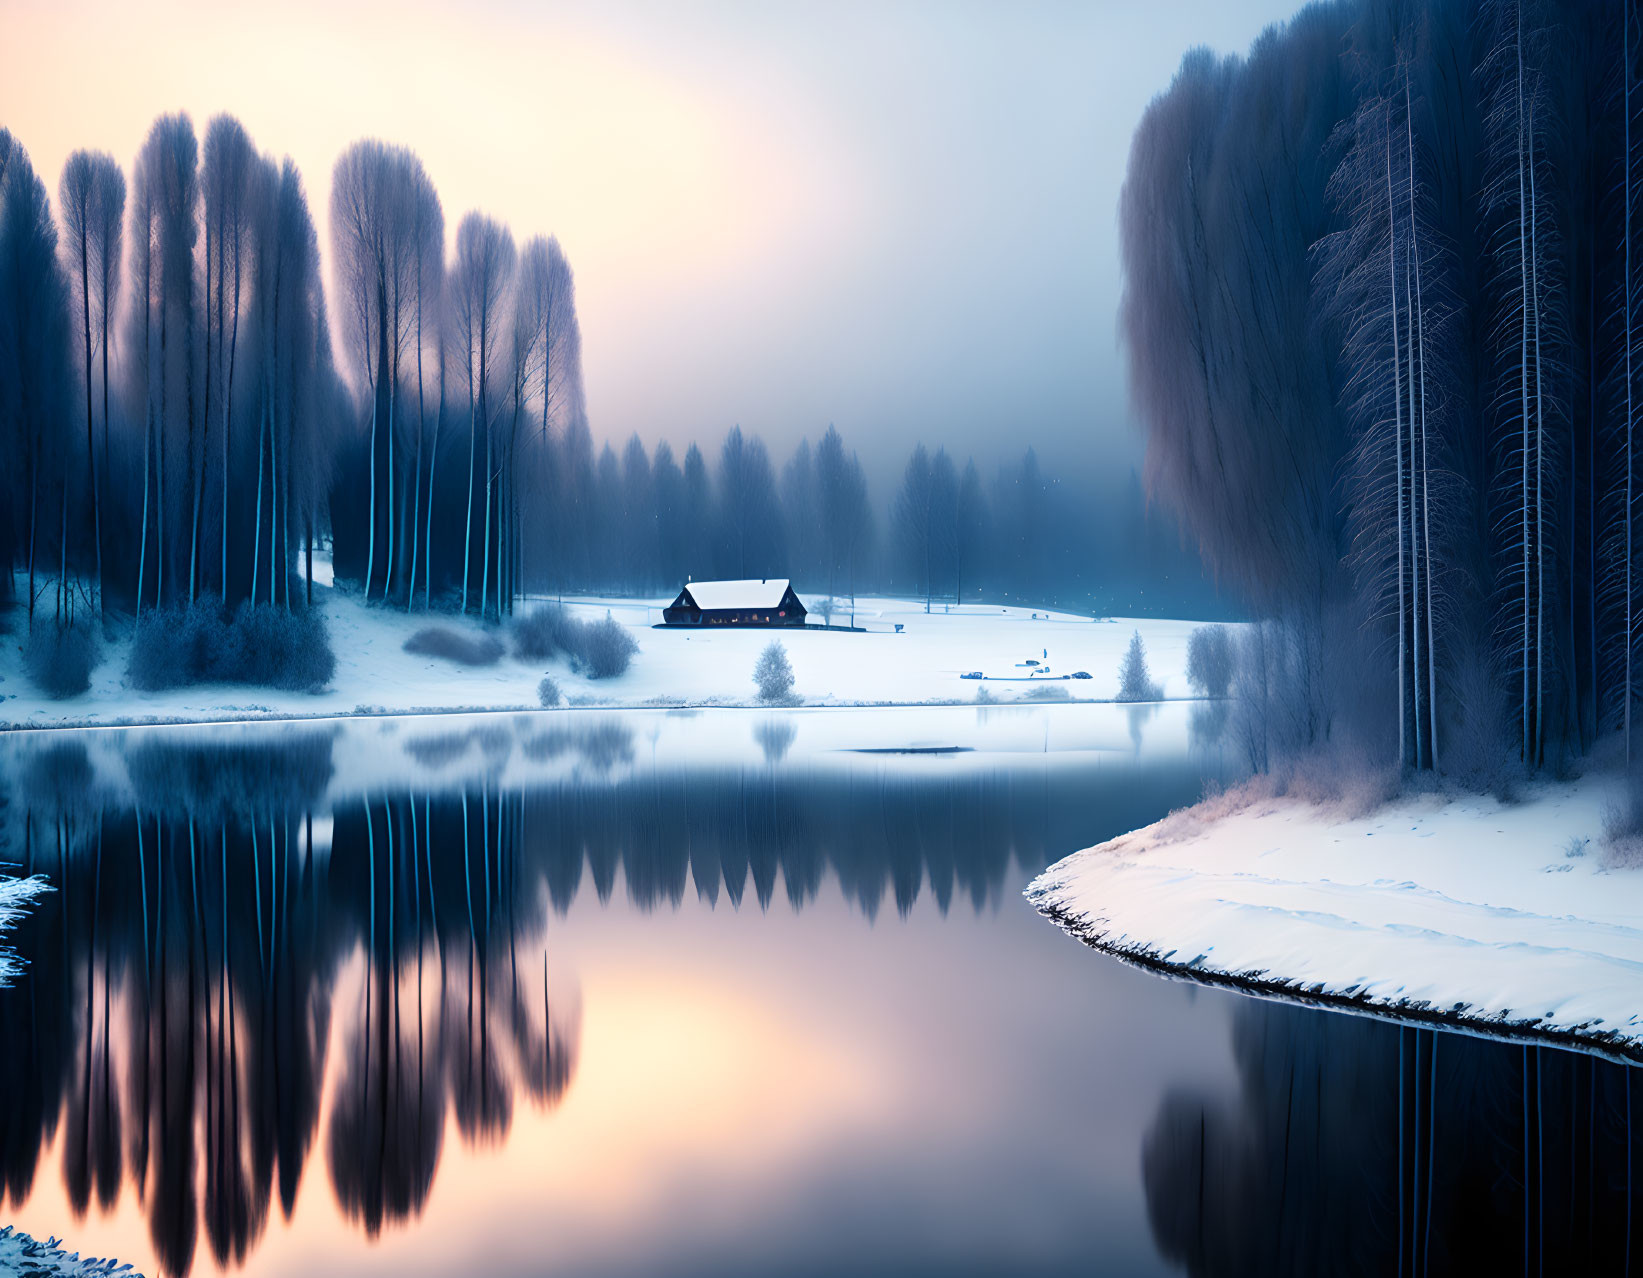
[1, 0, 1304, 484]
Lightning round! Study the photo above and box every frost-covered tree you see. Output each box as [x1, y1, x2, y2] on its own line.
[448, 211, 515, 617]
[0, 132, 75, 622]
[1116, 630, 1162, 703]
[753, 640, 795, 703]
[330, 141, 427, 602]
[128, 114, 200, 616]
[1186, 625, 1234, 699]
[58, 149, 124, 612]
[198, 115, 254, 602]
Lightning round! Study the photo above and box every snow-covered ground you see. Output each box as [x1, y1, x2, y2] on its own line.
[0, 1226, 139, 1276]
[1028, 773, 1643, 1062]
[0, 873, 48, 988]
[0, 574, 1213, 729]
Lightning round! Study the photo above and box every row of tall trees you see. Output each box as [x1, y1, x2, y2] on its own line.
[0, 115, 345, 638]
[2, 112, 1218, 647]
[0, 116, 596, 635]
[1122, 0, 1643, 776]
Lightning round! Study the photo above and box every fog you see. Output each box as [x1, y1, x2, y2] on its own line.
[1, 0, 1304, 492]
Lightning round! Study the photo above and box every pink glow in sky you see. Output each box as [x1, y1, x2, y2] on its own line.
[1, 0, 1304, 480]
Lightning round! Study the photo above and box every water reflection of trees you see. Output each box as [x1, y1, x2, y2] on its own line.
[1143, 998, 1642, 1277]
[0, 768, 577, 1275]
[0, 728, 1207, 1277]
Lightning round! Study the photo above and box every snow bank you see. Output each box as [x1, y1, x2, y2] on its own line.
[0, 1226, 136, 1275]
[0, 574, 1216, 730]
[1027, 773, 1643, 1061]
[0, 874, 48, 987]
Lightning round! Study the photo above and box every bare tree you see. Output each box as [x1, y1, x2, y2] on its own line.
[200, 116, 254, 603]
[449, 212, 515, 616]
[128, 114, 200, 614]
[330, 141, 422, 602]
[58, 150, 123, 614]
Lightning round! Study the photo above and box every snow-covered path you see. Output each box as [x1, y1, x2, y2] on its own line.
[1027, 774, 1643, 1061]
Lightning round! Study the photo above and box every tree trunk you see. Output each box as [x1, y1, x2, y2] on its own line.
[78, 218, 101, 620]
[1387, 118, 1409, 770]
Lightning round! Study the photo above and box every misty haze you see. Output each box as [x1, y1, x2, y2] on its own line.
[0, 1, 1641, 1276]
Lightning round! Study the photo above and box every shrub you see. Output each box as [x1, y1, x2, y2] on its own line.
[232, 604, 337, 691]
[571, 614, 638, 679]
[128, 607, 198, 691]
[1026, 683, 1071, 701]
[753, 641, 795, 702]
[24, 621, 98, 699]
[1186, 625, 1234, 698]
[128, 602, 336, 692]
[404, 625, 504, 667]
[537, 675, 562, 707]
[512, 605, 579, 661]
[1115, 630, 1162, 702]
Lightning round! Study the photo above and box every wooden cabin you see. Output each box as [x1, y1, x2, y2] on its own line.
[662, 578, 808, 626]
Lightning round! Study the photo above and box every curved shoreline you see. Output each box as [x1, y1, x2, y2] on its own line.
[1030, 893, 1643, 1068]
[1026, 775, 1643, 1069]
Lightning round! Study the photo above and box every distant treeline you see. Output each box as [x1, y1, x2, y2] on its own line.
[1124, 0, 1643, 777]
[0, 114, 1215, 649]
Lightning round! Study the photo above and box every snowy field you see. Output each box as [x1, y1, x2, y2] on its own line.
[1028, 774, 1643, 1061]
[0, 577, 1212, 730]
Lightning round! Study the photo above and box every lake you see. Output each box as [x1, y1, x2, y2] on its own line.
[0, 705, 1637, 1277]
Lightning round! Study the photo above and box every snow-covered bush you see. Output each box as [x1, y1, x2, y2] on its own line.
[1186, 625, 1233, 698]
[403, 625, 504, 667]
[1115, 630, 1162, 702]
[1026, 683, 1070, 701]
[1604, 767, 1643, 866]
[128, 604, 211, 690]
[753, 641, 795, 702]
[230, 604, 337, 691]
[24, 621, 98, 698]
[537, 675, 562, 707]
[129, 603, 334, 692]
[571, 614, 637, 679]
[513, 605, 578, 661]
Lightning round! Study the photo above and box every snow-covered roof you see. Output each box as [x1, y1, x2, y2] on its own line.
[682, 578, 796, 610]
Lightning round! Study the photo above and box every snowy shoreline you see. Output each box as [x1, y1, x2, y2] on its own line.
[1027, 774, 1643, 1064]
[0, 874, 48, 988]
[1, 584, 1216, 731]
[0, 1225, 138, 1276]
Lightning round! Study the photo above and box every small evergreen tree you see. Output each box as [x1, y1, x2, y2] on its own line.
[1116, 629, 1161, 702]
[754, 641, 795, 702]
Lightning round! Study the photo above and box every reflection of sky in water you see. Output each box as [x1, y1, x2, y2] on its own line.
[1, 711, 1633, 1276]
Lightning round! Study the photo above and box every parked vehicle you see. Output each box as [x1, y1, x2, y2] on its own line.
[1071, 671, 1091, 679]
[961, 671, 983, 680]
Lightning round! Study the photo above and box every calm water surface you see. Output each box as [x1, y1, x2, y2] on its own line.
[0, 705, 1637, 1277]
